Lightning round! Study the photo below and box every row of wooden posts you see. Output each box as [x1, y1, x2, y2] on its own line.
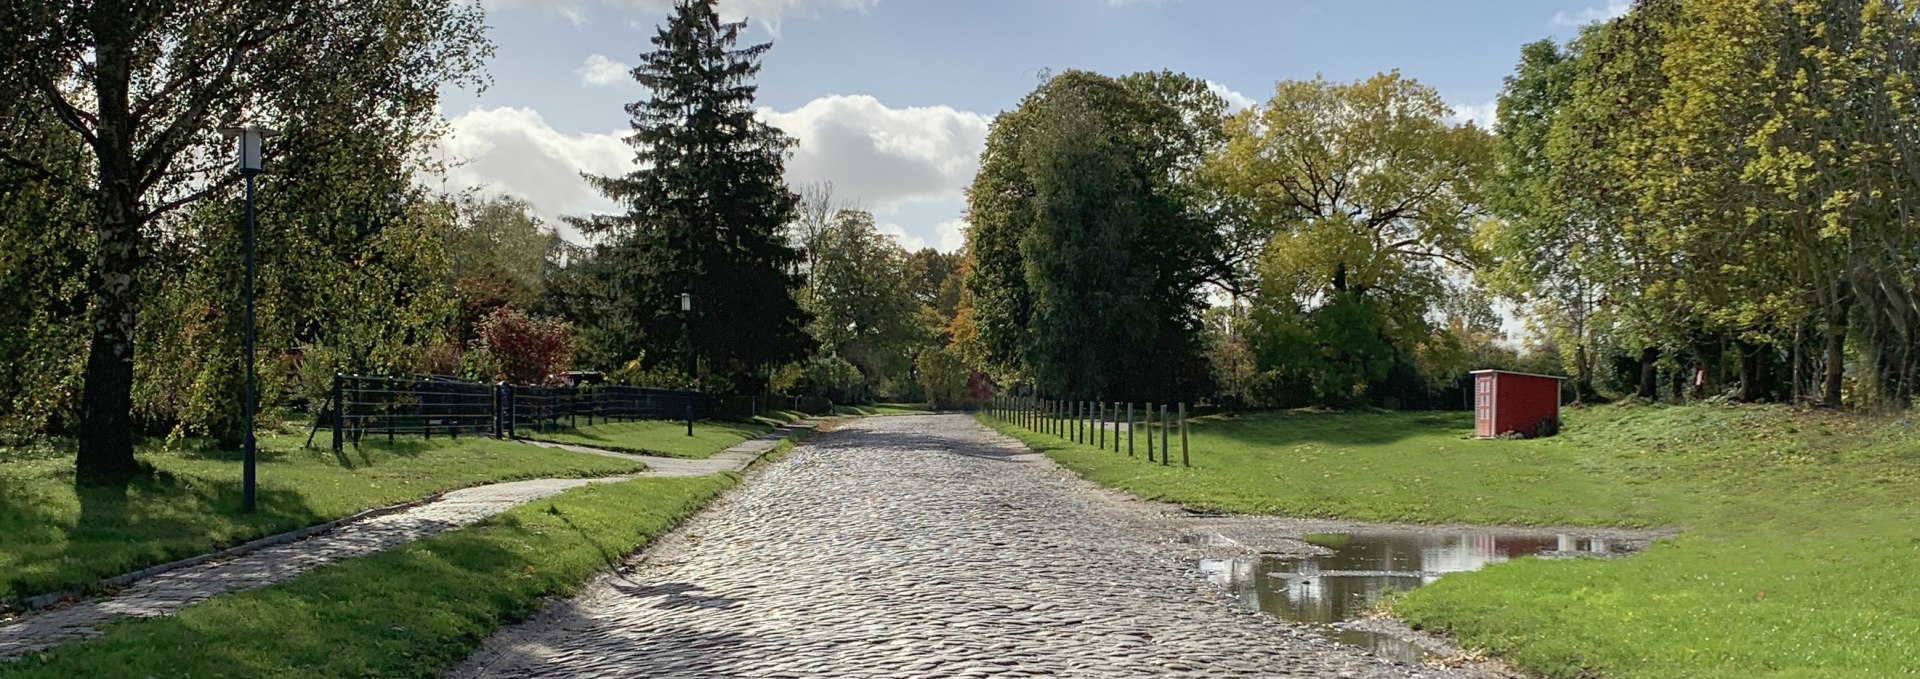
[986, 395, 1189, 467]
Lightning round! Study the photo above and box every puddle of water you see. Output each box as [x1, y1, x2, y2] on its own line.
[1196, 531, 1634, 664]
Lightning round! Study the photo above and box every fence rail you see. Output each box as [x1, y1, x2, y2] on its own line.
[983, 394, 1191, 467]
[504, 384, 702, 437]
[320, 373, 703, 452]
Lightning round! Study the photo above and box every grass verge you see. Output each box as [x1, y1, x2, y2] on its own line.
[978, 404, 1920, 678]
[0, 474, 733, 678]
[0, 428, 642, 605]
[831, 403, 931, 416]
[525, 411, 806, 460]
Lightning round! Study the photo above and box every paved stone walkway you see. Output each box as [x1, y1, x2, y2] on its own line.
[0, 419, 817, 661]
[452, 415, 1459, 678]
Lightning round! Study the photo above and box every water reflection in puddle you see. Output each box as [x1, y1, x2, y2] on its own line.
[1196, 532, 1634, 664]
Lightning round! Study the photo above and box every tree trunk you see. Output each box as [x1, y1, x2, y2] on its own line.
[75, 8, 144, 485]
[1573, 342, 1594, 404]
[1823, 293, 1849, 409]
[76, 181, 143, 484]
[1637, 346, 1660, 400]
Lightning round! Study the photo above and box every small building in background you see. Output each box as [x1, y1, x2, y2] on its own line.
[1471, 370, 1565, 439]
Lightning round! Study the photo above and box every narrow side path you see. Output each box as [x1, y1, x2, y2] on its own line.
[0, 418, 819, 661]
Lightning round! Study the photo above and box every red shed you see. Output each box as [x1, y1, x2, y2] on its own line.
[1471, 370, 1565, 439]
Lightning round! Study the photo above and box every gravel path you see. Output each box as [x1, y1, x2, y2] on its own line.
[0, 420, 817, 661]
[452, 414, 1459, 678]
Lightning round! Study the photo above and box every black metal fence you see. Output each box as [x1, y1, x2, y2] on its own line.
[318, 373, 702, 452]
[503, 385, 702, 436]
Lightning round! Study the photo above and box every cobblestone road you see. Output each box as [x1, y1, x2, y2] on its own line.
[453, 415, 1459, 678]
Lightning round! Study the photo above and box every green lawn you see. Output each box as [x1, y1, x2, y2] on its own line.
[832, 402, 932, 416]
[0, 474, 735, 678]
[525, 413, 799, 459]
[981, 404, 1920, 678]
[0, 428, 642, 606]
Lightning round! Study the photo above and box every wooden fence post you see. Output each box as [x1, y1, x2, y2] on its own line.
[1146, 402, 1155, 462]
[1180, 402, 1189, 467]
[1161, 404, 1171, 467]
[1127, 403, 1135, 457]
[1097, 402, 1105, 450]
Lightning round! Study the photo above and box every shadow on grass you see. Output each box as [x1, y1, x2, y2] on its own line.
[1, 465, 323, 604]
[1188, 409, 1475, 450]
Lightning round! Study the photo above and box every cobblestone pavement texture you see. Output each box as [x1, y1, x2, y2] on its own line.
[453, 414, 1462, 678]
[0, 420, 816, 661]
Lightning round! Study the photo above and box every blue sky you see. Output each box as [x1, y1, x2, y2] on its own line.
[441, 0, 1629, 251]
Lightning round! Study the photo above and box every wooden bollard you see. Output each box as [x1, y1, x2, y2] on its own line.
[1161, 404, 1171, 467]
[1097, 402, 1105, 450]
[1126, 403, 1135, 457]
[1180, 402, 1189, 467]
[1145, 402, 1155, 462]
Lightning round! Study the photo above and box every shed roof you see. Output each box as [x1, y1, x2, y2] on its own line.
[1468, 369, 1567, 381]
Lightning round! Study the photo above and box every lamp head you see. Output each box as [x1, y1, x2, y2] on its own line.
[219, 124, 281, 175]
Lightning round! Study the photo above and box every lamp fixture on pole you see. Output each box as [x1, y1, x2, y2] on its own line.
[219, 123, 279, 514]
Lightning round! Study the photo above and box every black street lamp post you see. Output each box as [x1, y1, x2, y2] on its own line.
[221, 124, 278, 514]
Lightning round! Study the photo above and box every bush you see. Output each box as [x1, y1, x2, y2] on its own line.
[474, 307, 575, 385]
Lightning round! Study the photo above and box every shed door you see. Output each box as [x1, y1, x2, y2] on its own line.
[1474, 375, 1494, 437]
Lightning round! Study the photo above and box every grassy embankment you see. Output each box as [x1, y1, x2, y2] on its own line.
[0, 427, 642, 605]
[0, 474, 735, 678]
[980, 404, 1920, 678]
[522, 410, 808, 459]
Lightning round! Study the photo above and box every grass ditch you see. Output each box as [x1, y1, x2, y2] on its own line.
[979, 403, 1920, 677]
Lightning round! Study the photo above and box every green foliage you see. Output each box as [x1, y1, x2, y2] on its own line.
[1207, 72, 1496, 406]
[0, 108, 92, 442]
[0, 475, 731, 679]
[915, 344, 972, 409]
[447, 195, 565, 337]
[797, 209, 931, 390]
[960, 69, 1222, 401]
[799, 355, 866, 403]
[0, 0, 491, 480]
[573, 0, 812, 393]
[1487, 0, 1920, 407]
[0, 428, 640, 604]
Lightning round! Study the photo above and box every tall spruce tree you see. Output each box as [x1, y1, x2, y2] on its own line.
[576, 0, 812, 391]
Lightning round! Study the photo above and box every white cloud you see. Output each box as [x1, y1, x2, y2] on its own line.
[758, 94, 991, 214]
[575, 54, 632, 88]
[434, 95, 988, 247]
[1550, 1, 1629, 28]
[1207, 80, 1257, 113]
[934, 218, 967, 254]
[1447, 100, 1499, 128]
[877, 222, 930, 251]
[435, 106, 634, 239]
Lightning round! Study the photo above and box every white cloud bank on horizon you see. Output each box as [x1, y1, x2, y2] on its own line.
[435, 94, 987, 251]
